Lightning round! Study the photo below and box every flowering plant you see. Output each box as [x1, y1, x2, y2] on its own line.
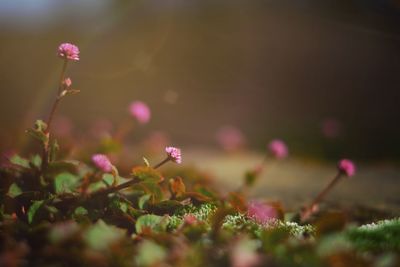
[0, 43, 398, 267]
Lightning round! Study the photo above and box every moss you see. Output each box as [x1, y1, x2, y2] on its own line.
[347, 218, 400, 252]
[169, 204, 315, 239]
[223, 213, 314, 238]
[168, 203, 217, 230]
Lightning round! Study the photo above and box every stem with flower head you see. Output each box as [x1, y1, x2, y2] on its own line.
[301, 172, 343, 222]
[41, 59, 68, 171]
[89, 149, 178, 198]
[56, 147, 181, 209]
[46, 59, 68, 134]
[91, 154, 173, 197]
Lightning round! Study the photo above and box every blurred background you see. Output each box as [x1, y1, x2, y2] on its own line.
[1, 0, 400, 161]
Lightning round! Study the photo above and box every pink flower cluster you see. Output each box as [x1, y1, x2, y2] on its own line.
[58, 43, 80, 61]
[337, 159, 356, 177]
[91, 154, 113, 173]
[247, 200, 277, 224]
[129, 101, 151, 124]
[268, 139, 288, 159]
[165, 146, 182, 164]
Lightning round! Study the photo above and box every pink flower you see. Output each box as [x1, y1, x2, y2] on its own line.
[247, 200, 277, 224]
[58, 43, 80, 61]
[338, 159, 356, 177]
[129, 101, 151, 124]
[268, 139, 288, 159]
[216, 125, 245, 152]
[165, 146, 182, 164]
[91, 154, 113, 172]
[63, 78, 72, 87]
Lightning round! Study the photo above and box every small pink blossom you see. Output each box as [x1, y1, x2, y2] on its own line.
[91, 154, 113, 172]
[58, 43, 80, 61]
[129, 101, 151, 124]
[63, 78, 72, 87]
[165, 146, 182, 164]
[247, 200, 277, 224]
[337, 159, 356, 177]
[216, 125, 245, 152]
[268, 139, 288, 159]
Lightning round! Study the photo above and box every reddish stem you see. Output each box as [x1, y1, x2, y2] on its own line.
[46, 59, 68, 134]
[301, 172, 343, 221]
[152, 157, 170, 169]
[41, 59, 68, 172]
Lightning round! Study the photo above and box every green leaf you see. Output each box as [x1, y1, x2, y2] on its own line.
[35, 119, 48, 132]
[131, 166, 164, 183]
[87, 181, 107, 193]
[138, 194, 151, 209]
[9, 154, 30, 168]
[28, 200, 44, 224]
[54, 172, 79, 194]
[26, 120, 48, 144]
[132, 182, 163, 204]
[46, 161, 79, 177]
[7, 183, 22, 198]
[109, 196, 131, 214]
[102, 173, 115, 186]
[135, 214, 169, 234]
[30, 154, 42, 168]
[74, 206, 88, 216]
[84, 220, 125, 250]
